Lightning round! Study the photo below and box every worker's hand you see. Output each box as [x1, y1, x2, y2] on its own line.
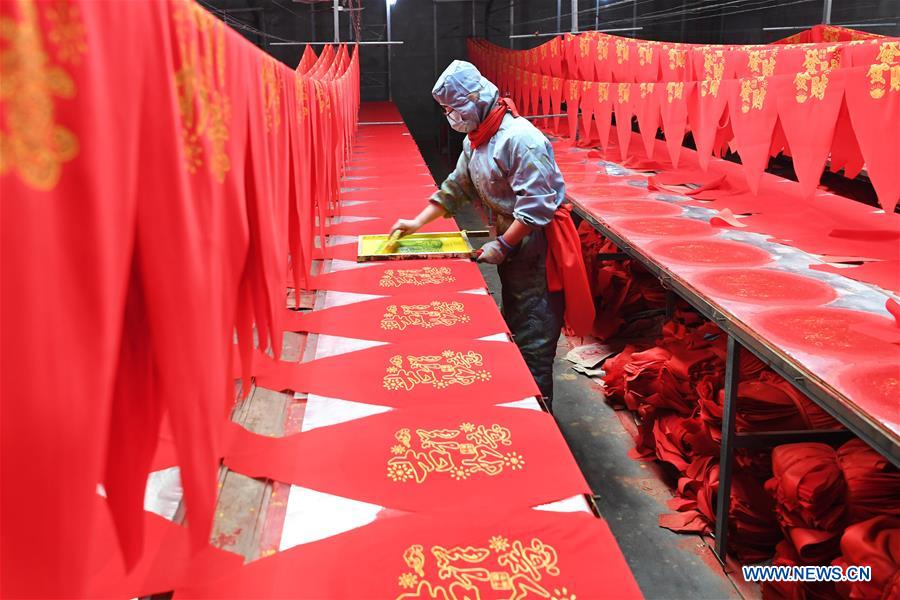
[476, 239, 510, 265]
[390, 218, 422, 238]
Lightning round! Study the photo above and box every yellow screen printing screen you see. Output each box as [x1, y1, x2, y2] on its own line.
[358, 232, 472, 256]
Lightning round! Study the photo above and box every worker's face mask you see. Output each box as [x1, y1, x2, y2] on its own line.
[446, 108, 476, 133]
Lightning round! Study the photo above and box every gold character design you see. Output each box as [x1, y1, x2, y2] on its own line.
[386, 423, 521, 484]
[0, 0, 80, 190]
[794, 46, 840, 103]
[380, 301, 471, 332]
[700, 49, 725, 98]
[740, 77, 768, 113]
[172, 0, 231, 182]
[867, 41, 900, 99]
[383, 350, 492, 392]
[395, 537, 571, 600]
[261, 57, 281, 132]
[379, 266, 457, 288]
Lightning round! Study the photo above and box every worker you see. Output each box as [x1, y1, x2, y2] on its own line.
[390, 60, 594, 408]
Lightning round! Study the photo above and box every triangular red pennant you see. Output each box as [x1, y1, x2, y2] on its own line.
[308, 260, 486, 293]
[224, 405, 590, 512]
[775, 69, 846, 198]
[613, 83, 635, 159]
[659, 81, 694, 169]
[252, 340, 541, 407]
[635, 83, 661, 160]
[727, 77, 779, 194]
[281, 291, 508, 342]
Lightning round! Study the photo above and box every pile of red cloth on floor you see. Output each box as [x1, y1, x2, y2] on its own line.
[762, 440, 900, 600]
[578, 223, 666, 341]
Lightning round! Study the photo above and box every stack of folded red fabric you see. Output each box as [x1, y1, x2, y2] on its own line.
[761, 440, 900, 599]
[578, 223, 666, 341]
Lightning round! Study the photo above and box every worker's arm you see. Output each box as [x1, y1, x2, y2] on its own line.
[390, 202, 446, 237]
[503, 133, 565, 230]
[391, 145, 476, 237]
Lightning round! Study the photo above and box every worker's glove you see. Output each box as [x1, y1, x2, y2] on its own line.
[477, 237, 513, 265]
[390, 218, 422, 238]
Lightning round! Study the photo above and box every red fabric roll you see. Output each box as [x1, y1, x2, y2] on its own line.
[837, 439, 900, 523]
[832, 516, 900, 600]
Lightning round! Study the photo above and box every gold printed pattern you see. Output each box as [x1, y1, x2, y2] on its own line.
[615, 39, 629, 65]
[747, 49, 777, 77]
[794, 46, 840, 103]
[700, 49, 725, 98]
[578, 34, 590, 58]
[261, 58, 281, 132]
[44, 0, 85, 64]
[637, 42, 653, 67]
[867, 42, 900, 99]
[639, 82, 654, 99]
[617, 83, 630, 104]
[294, 75, 309, 119]
[172, 0, 231, 182]
[667, 47, 686, 71]
[383, 350, 492, 391]
[386, 422, 521, 484]
[666, 81, 684, 103]
[380, 301, 471, 332]
[395, 537, 569, 600]
[597, 82, 609, 103]
[379, 266, 457, 288]
[740, 77, 768, 113]
[0, 0, 79, 190]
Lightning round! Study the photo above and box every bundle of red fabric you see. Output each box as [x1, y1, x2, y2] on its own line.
[761, 540, 838, 600]
[659, 454, 782, 562]
[766, 444, 848, 564]
[837, 439, 900, 523]
[578, 223, 666, 341]
[832, 516, 900, 600]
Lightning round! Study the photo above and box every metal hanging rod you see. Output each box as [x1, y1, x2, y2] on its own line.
[762, 22, 897, 31]
[509, 26, 641, 38]
[270, 40, 404, 46]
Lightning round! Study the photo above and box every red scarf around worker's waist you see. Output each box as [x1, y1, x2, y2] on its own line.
[545, 204, 595, 336]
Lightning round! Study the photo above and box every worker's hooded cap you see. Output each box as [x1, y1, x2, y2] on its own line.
[432, 60, 499, 128]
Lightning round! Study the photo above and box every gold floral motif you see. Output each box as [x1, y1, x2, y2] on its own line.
[867, 42, 900, 99]
[615, 39, 629, 65]
[386, 422, 517, 484]
[383, 350, 491, 392]
[666, 81, 684, 103]
[578, 34, 590, 58]
[0, 0, 79, 190]
[378, 266, 457, 288]
[700, 49, 725, 98]
[617, 83, 630, 104]
[261, 58, 281, 132]
[794, 46, 840, 103]
[172, 0, 231, 183]
[747, 49, 777, 77]
[667, 47, 686, 71]
[595, 38, 608, 61]
[380, 300, 470, 332]
[740, 77, 768, 113]
[295, 74, 309, 119]
[44, 0, 85, 64]
[396, 537, 566, 600]
[637, 42, 653, 67]
[639, 82, 654, 98]
[597, 82, 609, 103]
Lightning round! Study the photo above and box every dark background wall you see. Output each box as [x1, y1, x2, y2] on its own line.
[201, 0, 898, 179]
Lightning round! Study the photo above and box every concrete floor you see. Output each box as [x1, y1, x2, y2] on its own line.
[450, 199, 755, 600]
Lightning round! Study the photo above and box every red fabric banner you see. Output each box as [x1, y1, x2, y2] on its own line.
[307, 260, 487, 294]
[252, 340, 541, 406]
[174, 509, 642, 599]
[225, 405, 590, 511]
[281, 291, 509, 342]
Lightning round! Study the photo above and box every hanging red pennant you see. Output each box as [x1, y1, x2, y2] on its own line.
[281, 291, 508, 342]
[225, 405, 590, 512]
[635, 83, 661, 160]
[659, 81, 694, 169]
[253, 339, 541, 406]
[308, 260, 486, 293]
[828, 97, 865, 179]
[613, 83, 635, 159]
[611, 37, 634, 83]
[634, 40, 660, 83]
[565, 79, 581, 143]
[578, 81, 596, 146]
[593, 82, 613, 151]
[174, 508, 642, 600]
[727, 76, 779, 194]
[844, 64, 900, 213]
[775, 63, 846, 198]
